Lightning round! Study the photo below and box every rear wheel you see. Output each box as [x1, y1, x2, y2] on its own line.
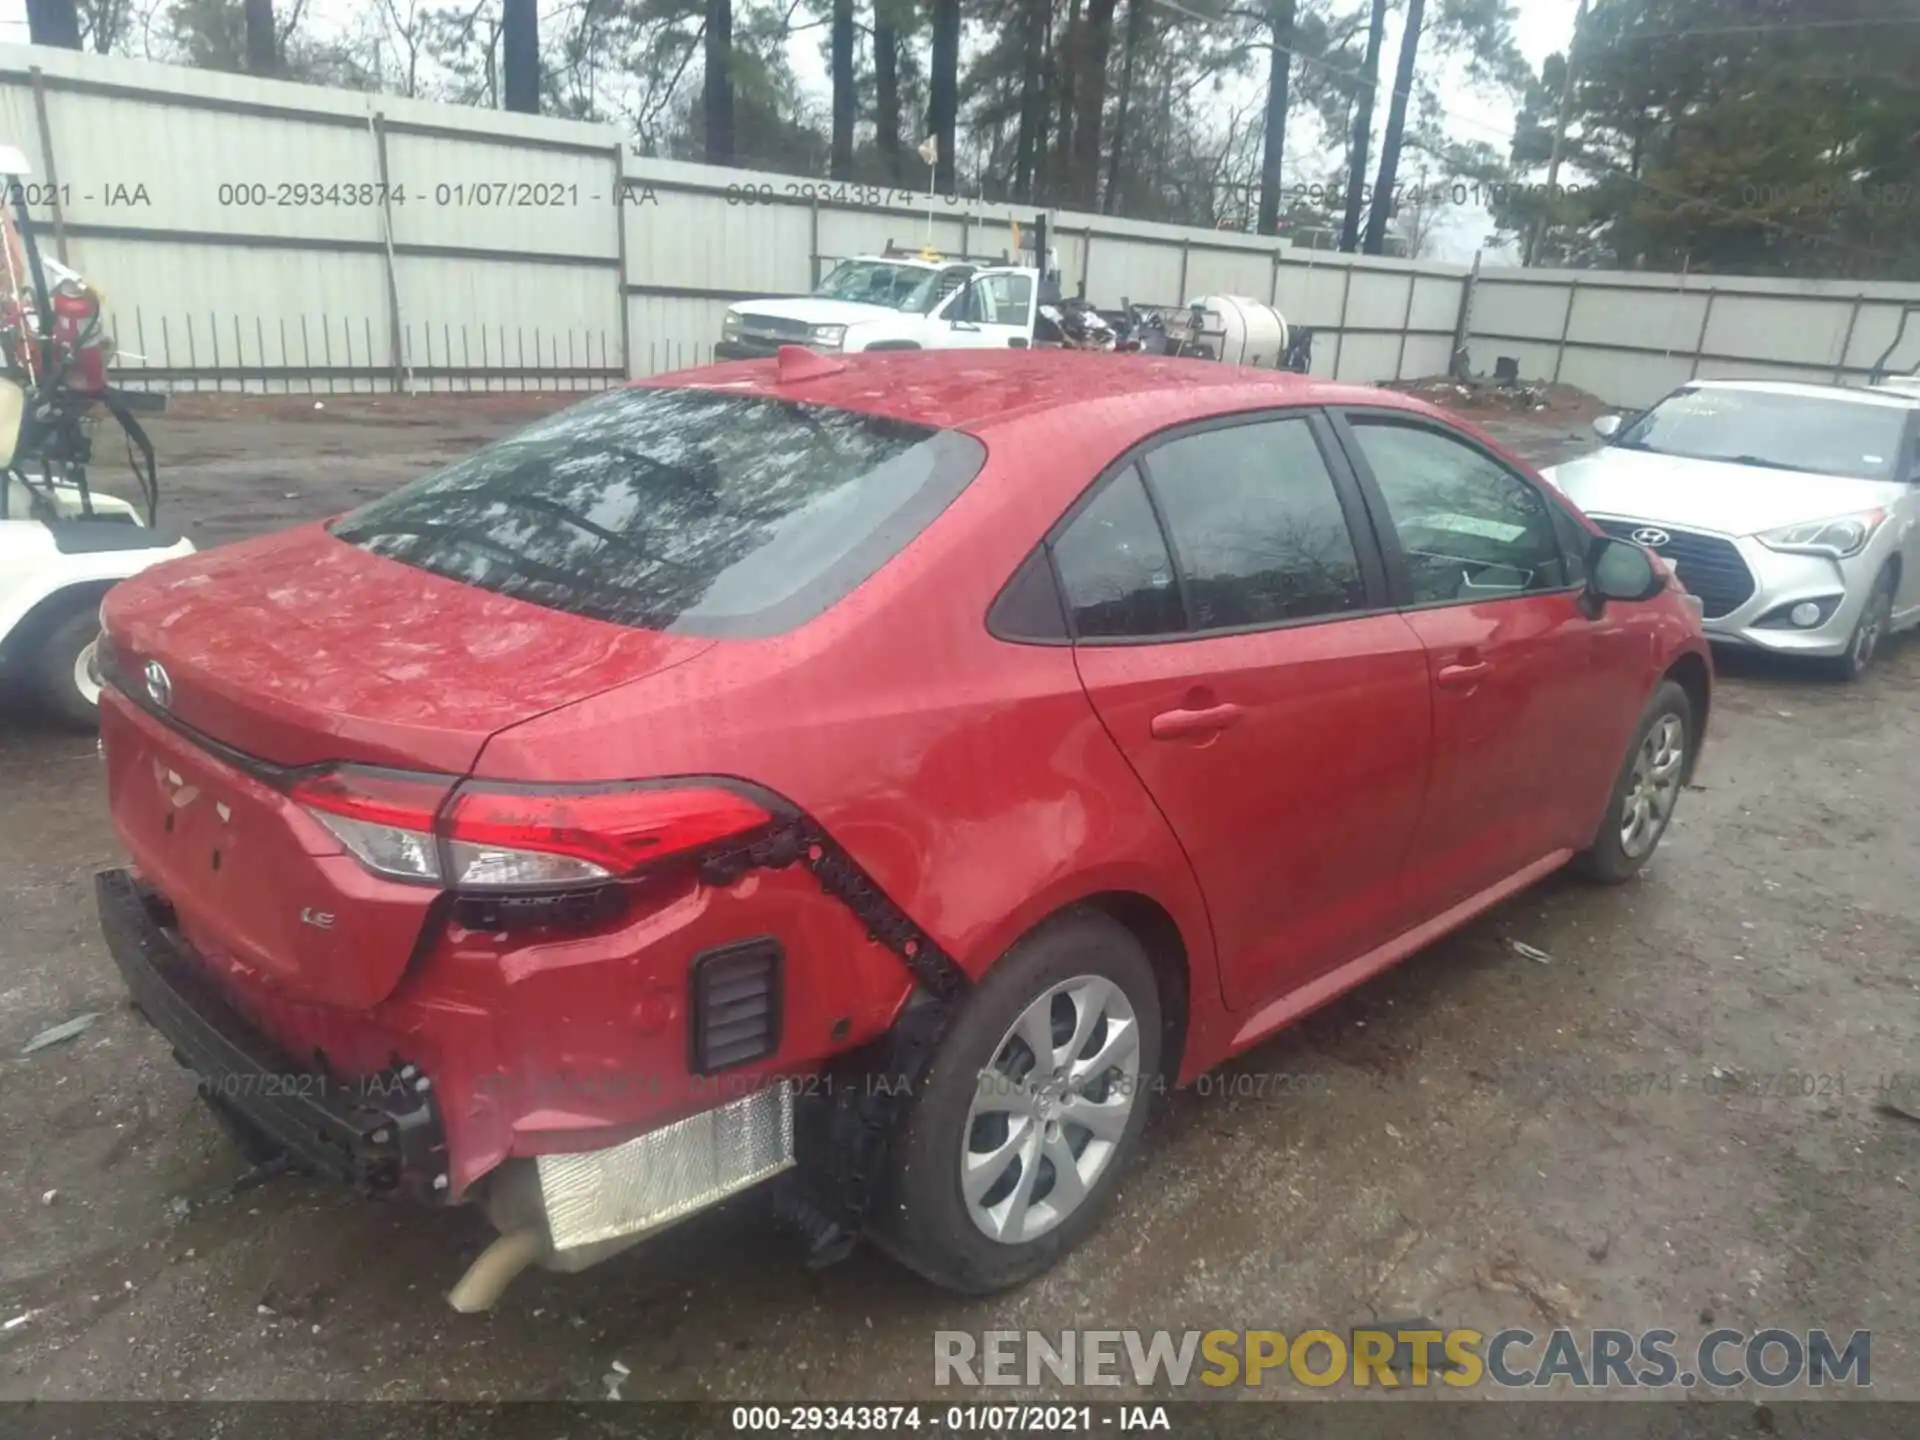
[31, 604, 104, 731]
[872, 909, 1162, 1294]
[1572, 679, 1693, 884]
[1828, 566, 1896, 682]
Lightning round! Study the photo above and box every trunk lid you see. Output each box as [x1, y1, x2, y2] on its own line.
[100, 523, 714, 774]
[97, 524, 712, 1011]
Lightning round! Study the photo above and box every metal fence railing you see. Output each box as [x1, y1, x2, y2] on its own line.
[104, 308, 627, 395]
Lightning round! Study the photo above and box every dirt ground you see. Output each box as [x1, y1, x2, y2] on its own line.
[0, 391, 1915, 1406]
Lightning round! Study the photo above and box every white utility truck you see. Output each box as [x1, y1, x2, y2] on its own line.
[717, 216, 1064, 358]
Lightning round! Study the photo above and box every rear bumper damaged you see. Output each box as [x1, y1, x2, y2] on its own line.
[96, 808, 972, 1308]
[97, 868, 452, 1199]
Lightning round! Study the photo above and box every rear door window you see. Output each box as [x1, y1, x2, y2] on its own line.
[331, 386, 986, 638]
[1141, 417, 1369, 629]
[1051, 465, 1185, 638]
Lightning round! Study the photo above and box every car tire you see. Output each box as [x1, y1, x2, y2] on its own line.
[871, 908, 1162, 1295]
[1828, 566, 1897, 682]
[1571, 679, 1693, 885]
[31, 604, 104, 731]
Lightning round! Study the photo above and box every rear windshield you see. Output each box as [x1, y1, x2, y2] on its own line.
[331, 386, 987, 637]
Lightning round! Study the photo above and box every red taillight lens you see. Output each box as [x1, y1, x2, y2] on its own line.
[291, 767, 454, 829]
[442, 785, 773, 879]
[290, 767, 773, 892]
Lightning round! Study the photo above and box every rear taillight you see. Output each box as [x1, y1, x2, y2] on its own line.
[290, 766, 773, 892]
[293, 768, 453, 883]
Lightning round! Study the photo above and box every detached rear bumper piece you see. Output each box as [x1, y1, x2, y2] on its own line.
[94, 866, 449, 1201]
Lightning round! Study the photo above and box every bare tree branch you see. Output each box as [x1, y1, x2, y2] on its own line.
[636, 19, 707, 135]
[276, 0, 310, 47]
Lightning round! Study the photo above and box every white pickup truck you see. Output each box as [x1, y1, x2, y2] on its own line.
[716, 246, 1057, 358]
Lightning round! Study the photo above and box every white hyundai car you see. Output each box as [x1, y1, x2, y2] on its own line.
[1542, 379, 1920, 679]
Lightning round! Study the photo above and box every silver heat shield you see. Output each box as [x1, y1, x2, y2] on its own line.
[534, 1081, 795, 1251]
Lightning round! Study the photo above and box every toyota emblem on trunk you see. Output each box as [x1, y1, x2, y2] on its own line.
[144, 660, 172, 710]
[1631, 527, 1671, 548]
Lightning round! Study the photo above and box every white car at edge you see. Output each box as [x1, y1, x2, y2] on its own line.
[1541, 378, 1920, 681]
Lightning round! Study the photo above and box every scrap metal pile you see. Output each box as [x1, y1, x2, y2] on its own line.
[1039, 295, 1315, 373]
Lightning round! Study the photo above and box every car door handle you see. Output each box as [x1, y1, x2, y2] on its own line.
[1150, 703, 1244, 739]
[1436, 661, 1490, 690]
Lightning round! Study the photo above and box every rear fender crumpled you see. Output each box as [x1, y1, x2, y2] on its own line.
[692, 812, 971, 1264]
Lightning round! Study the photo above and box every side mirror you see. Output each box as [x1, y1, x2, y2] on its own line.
[1592, 414, 1623, 440]
[1587, 535, 1667, 604]
[0, 376, 24, 470]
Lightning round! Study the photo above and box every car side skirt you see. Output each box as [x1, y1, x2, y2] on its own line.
[1226, 848, 1575, 1055]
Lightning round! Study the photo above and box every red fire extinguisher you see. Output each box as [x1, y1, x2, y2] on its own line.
[50, 281, 109, 394]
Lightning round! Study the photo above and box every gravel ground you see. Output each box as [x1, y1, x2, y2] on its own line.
[0, 389, 1915, 1405]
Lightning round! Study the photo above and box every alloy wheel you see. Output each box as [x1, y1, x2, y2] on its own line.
[961, 975, 1142, 1245]
[1619, 712, 1686, 859]
[1852, 589, 1889, 672]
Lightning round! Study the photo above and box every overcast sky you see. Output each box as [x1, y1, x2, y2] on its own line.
[0, 0, 1580, 258]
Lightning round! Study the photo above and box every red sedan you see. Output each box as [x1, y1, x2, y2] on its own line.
[92, 348, 1709, 1306]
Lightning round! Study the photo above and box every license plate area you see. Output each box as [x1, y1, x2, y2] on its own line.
[98, 693, 435, 1010]
[103, 704, 315, 918]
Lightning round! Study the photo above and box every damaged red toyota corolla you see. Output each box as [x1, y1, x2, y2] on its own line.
[93, 348, 1711, 1308]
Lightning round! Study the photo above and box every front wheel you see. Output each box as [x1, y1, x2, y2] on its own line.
[871, 909, 1162, 1294]
[1828, 566, 1897, 682]
[32, 605, 105, 731]
[1572, 679, 1693, 884]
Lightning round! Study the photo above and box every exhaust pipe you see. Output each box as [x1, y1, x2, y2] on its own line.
[446, 1227, 547, 1314]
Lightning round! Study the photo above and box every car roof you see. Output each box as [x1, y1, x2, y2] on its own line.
[1688, 377, 1920, 409]
[653, 349, 1443, 442]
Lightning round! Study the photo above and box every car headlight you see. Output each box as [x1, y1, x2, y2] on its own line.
[808, 324, 847, 350]
[1755, 508, 1886, 559]
[722, 312, 743, 338]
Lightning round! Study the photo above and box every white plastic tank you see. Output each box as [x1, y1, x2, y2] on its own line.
[1183, 295, 1289, 368]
